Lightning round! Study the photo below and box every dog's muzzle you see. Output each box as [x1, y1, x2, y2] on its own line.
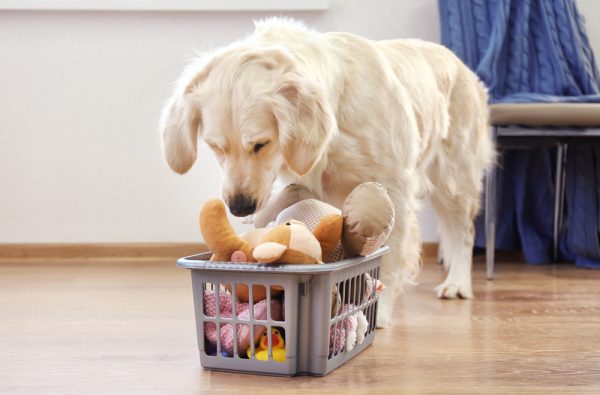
[228, 195, 257, 217]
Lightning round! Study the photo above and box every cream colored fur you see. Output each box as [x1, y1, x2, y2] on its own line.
[160, 18, 495, 327]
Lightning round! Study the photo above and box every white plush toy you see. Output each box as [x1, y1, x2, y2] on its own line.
[329, 305, 370, 354]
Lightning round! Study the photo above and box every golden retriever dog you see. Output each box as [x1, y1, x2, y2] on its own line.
[160, 18, 494, 327]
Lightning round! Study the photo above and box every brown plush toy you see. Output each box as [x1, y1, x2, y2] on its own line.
[199, 199, 343, 301]
[200, 199, 255, 262]
[252, 215, 343, 264]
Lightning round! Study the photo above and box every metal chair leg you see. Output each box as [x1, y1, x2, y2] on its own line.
[552, 144, 563, 262]
[485, 127, 498, 280]
[553, 143, 567, 262]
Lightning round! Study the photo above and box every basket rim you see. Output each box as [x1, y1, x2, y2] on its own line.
[176, 246, 389, 274]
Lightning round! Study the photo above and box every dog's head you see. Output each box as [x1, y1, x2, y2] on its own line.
[160, 45, 336, 216]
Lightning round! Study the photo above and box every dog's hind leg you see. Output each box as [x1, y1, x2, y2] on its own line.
[431, 188, 478, 299]
[429, 76, 493, 299]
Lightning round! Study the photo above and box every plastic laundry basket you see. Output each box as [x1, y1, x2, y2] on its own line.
[177, 246, 388, 376]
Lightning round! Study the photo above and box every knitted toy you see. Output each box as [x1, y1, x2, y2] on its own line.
[203, 289, 282, 356]
[199, 199, 343, 301]
[254, 182, 395, 262]
[329, 305, 369, 355]
[329, 273, 384, 354]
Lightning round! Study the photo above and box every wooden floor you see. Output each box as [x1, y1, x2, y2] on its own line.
[1, 255, 599, 394]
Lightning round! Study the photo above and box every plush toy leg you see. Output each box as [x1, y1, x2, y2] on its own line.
[253, 242, 288, 263]
[199, 199, 255, 262]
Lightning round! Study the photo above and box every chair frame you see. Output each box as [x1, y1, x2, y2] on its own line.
[485, 126, 600, 280]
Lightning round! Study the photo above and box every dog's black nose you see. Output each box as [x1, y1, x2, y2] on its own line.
[229, 195, 257, 217]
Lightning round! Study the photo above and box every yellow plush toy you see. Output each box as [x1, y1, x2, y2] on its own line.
[247, 328, 286, 362]
[199, 199, 342, 301]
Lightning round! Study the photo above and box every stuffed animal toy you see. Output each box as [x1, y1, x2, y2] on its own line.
[199, 199, 343, 301]
[363, 272, 385, 299]
[340, 182, 395, 257]
[330, 272, 384, 348]
[253, 219, 328, 264]
[247, 327, 286, 362]
[331, 285, 342, 318]
[335, 272, 386, 308]
[276, 199, 344, 261]
[203, 289, 282, 356]
[200, 199, 255, 263]
[255, 182, 395, 262]
[329, 305, 369, 355]
[200, 199, 342, 264]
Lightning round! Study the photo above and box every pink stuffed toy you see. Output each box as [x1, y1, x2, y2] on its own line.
[329, 305, 369, 355]
[329, 274, 385, 355]
[204, 290, 282, 355]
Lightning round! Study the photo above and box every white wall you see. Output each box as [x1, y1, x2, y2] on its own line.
[0, 0, 598, 243]
[579, 0, 600, 58]
[0, 0, 441, 243]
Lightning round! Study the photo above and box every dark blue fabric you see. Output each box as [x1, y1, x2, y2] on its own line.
[561, 143, 600, 267]
[439, 0, 600, 268]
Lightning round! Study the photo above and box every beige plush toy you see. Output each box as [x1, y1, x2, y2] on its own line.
[340, 182, 395, 257]
[253, 220, 323, 264]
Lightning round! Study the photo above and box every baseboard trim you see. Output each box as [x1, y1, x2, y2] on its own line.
[421, 242, 438, 260]
[0, 242, 438, 261]
[0, 243, 208, 260]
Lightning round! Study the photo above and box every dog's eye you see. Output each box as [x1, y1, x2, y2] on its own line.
[253, 141, 269, 153]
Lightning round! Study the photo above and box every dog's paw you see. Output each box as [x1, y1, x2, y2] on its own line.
[375, 313, 393, 328]
[435, 279, 473, 299]
[375, 291, 395, 328]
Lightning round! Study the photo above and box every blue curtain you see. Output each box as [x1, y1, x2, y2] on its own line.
[439, 0, 600, 268]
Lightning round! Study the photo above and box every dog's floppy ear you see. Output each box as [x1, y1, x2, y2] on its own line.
[159, 60, 212, 174]
[273, 72, 337, 176]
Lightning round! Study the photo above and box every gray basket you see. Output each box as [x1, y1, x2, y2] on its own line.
[177, 246, 388, 376]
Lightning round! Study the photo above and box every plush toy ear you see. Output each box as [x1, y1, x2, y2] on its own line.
[253, 242, 288, 263]
[199, 199, 255, 262]
[253, 223, 292, 264]
[272, 72, 337, 176]
[312, 214, 343, 260]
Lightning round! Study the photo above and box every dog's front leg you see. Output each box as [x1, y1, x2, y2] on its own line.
[377, 187, 421, 328]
